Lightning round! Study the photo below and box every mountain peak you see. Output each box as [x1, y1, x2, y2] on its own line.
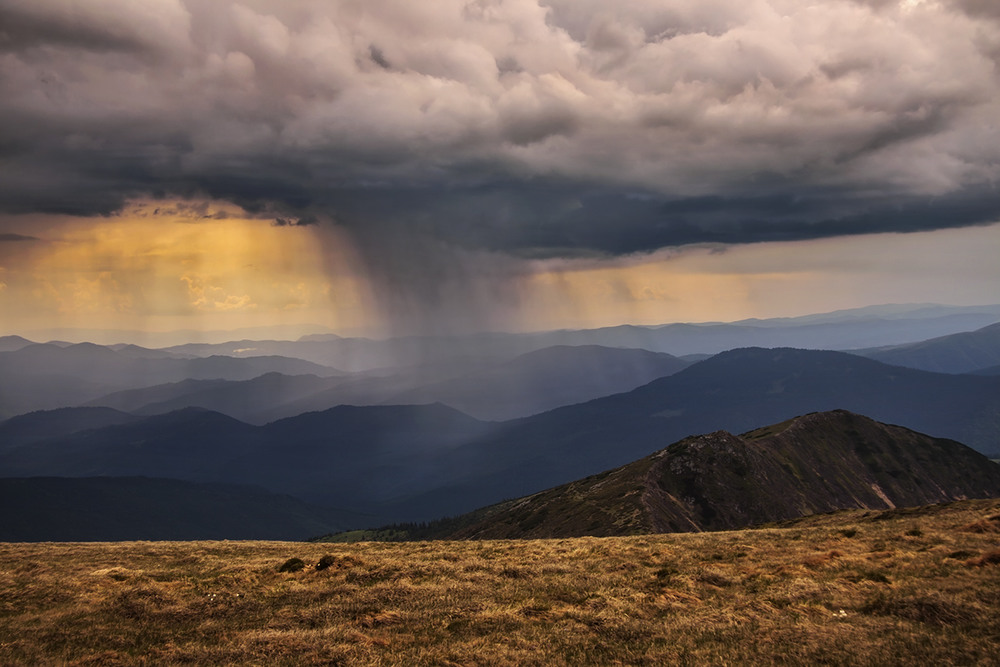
[422, 411, 1000, 540]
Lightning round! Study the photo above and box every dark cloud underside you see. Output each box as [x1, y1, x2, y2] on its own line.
[1, 0, 999, 257]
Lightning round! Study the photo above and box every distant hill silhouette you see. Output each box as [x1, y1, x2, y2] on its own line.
[0, 404, 492, 520]
[0, 477, 359, 541]
[0, 407, 139, 451]
[855, 321, 1000, 374]
[391, 347, 1000, 520]
[4, 348, 999, 525]
[84, 346, 690, 424]
[385, 345, 690, 421]
[382, 411, 1000, 540]
[0, 335, 34, 353]
[0, 343, 341, 418]
[160, 303, 1000, 368]
[87, 373, 339, 424]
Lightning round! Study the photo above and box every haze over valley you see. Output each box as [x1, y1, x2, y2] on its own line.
[2, 302, 1000, 541]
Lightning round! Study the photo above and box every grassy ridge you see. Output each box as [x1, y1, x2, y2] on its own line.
[2, 499, 999, 665]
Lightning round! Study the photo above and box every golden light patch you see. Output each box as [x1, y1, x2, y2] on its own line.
[0, 199, 370, 336]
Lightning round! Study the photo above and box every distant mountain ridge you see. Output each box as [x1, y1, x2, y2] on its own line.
[81, 345, 691, 423]
[393, 411, 1000, 540]
[159, 303, 1000, 369]
[0, 343, 342, 419]
[4, 347, 999, 526]
[855, 322, 1000, 374]
[0, 407, 139, 451]
[0, 477, 358, 541]
[399, 346, 1000, 520]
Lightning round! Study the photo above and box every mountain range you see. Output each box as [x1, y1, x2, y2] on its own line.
[855, 321, 1000, 374]
[0, 477, 356, 541]
[352, 410, 1000, 540]
[0, 343, 341, 419]
[155, 302, 1000, 370]
[84, 345, 690, 423]
[394, 346, 1000, 521]
[4, 303, 1000, 541]
[4, 347, 999, 527]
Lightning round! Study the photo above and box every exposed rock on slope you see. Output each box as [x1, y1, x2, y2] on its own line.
[433, 411, 1000, 539]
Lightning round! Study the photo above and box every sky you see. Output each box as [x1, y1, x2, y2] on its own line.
[1, 0, 999, 341]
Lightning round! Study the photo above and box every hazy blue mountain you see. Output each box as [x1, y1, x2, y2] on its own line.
[0, 335, 34, 352]
[87, 378, 237, 413]
[87, 373, 342, 424]
[0, 477, 359, 541]
[854, 322, 1000, 374]
[4, 348, 999, 526]
[267, 345, 690, 422]
[364, 411, 1000, 540]
[0, 404, 493, 519]
[164, 336, 526, 374]
[15, 324, 336, 348]
[159, 303, 1000, 368]
[385, 345, 690, 421]
[106, 343, 192, 360]
[971, 365, 1000, 376]
[0, 407, 139, 452]
[0, 407, 263, 481]
[389, 348, 1000, 521]
[0, 343, 342, 418]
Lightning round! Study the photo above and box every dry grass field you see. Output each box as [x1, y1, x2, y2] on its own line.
[2, 499, 999, 666]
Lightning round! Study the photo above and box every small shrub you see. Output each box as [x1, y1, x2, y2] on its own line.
[839, 528, 858, 538]
[278, 557, 306, 573]
[846, 570, 890, 584]
[316, 555, 337, 571]
[905, 527, 923, 537]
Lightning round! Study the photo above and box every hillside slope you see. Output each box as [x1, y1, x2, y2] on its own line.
[398, 347, 1000, 520]
[384, 345, 690, 421]
[856, 321, 1000, 373]
[0, 477, 359, 541]
[409, 411, 1000, 539]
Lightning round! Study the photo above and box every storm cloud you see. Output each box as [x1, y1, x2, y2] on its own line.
[2, 0, 1000, 257]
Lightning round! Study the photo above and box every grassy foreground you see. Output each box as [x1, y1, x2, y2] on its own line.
[2, 500, 999, 666]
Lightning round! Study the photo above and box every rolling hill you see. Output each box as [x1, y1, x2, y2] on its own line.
[5, 348, 999, 526]
[0, 343, 342, 417]
[161, 303, 1000, 367]
[0, 407, 139, 452]
[855, 321, 1000, 374]
[83, 345, 690, 424]
[391, 347, 1000, 520]
[400, 411, 1000, 540]
[86, 373, 341, 424]
[0, 476, 359, 541]
[384, 345, 690, 421]
[0, 404, 492, 518]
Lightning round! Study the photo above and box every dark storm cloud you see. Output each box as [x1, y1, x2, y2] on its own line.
[1, 0, 1000, 257]
[273, 215, 317, 227]
[0, 233, 40, 242]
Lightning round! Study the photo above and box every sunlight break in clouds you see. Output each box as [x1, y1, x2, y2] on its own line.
[0, 201, 373, 336]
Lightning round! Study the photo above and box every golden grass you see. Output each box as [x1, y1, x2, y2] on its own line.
[2, 499, 1000, 665]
